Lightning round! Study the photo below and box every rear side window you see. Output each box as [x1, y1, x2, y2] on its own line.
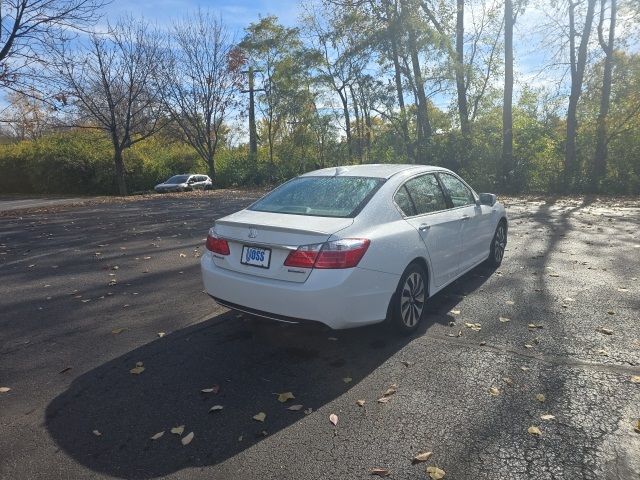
[394, 185, 415, 216]
[398, 174, 447, 215]
[249, 176, 384, 218]
[439, 173, 475, 207]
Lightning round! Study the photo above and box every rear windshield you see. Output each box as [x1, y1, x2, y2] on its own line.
[166, 175, 189, 184]
[249, 176, 385, 218]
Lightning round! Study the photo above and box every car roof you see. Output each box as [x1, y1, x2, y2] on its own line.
[300, 164, 443, 179]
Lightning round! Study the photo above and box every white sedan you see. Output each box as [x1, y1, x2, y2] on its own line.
[201, 164, 507, 333]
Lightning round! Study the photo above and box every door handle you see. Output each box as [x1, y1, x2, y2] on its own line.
[461, 215, 470, 221]
[419, 224, 430, 231]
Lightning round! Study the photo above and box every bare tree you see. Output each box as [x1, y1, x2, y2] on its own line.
[565, 0, 597, 189]
[592, 0, 617, 189]
[0, 0, 106, 94]
[54, 17, 167, 195]
[162, 11, 243, 180]
[1, 89, 53, 139]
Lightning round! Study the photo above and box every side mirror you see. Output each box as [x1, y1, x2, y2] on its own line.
[479, 193, 497, 206]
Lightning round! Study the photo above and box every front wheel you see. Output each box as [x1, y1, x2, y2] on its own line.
[391, 263, 428, 334]
[487, 221, 507, 267]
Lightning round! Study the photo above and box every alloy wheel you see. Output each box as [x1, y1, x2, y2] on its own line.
[400, 272, 425, 328]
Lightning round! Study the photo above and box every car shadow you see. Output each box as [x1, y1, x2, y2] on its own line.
[44, 263, 494, 479]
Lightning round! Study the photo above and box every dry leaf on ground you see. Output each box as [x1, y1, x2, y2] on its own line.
[253, 412, 266, 422]
[150, 431, 165, 440]
[528, 426, 542, 436]
[631, 376, 640, 384]
[370, 467, 391, 477]
[171, 426, 184, 435]
[0, 387, 10, 393]
[111, 328, 126, 334]
[412, 451, 433, 464]
[130, 366, 145, 374]
[489, 386, 500, 396]
[356, 399, 366, 407]
[277, 392, 295, 402]
[426, 466, 446, 479]
[540, 414, 555, 421]
[329, 413, 338, 426]
[209, 405, 224, 413]
[181, 432, 194, 445]
[201, 385, 220, 394]
[92, 430, 101, 436]
[499, 317, 511, 323]
[343, 377, 353, 383]
[536, 394, 546, 403]
[597, 327, 613, 335]
[288, 404, 304, 411]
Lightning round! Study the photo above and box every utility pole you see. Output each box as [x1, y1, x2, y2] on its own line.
[241, 67, 263, 162]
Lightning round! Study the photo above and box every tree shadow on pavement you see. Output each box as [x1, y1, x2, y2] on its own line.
[44, 265, 494, 479]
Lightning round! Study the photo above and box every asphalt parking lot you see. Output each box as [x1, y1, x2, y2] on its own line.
[1, 191, 639, 480]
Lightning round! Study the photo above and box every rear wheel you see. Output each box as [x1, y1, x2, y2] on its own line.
[391, 263, 427, 334]
[487, 221, 507, 267]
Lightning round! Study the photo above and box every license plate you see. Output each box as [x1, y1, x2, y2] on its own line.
[241, 246, 271, 268]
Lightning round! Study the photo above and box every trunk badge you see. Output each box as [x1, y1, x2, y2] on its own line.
[248, 228, 258, 239]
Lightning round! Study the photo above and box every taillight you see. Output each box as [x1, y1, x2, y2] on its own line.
[206, 229, 230, 255]
[284, 239, 370, 269]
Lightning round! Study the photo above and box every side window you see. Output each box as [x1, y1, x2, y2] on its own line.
[403, 174, 447, 215]
[394, 185, 416, 216]
[439, 174, 475, 207]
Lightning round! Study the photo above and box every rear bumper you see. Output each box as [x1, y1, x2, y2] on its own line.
[200, 252, 399, 329]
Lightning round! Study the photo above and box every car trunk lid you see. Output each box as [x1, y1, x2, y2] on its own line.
[210, 209, 353, 282]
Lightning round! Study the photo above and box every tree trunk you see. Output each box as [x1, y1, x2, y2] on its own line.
[406, 32, 431, 163]
[565, 0, 597, 190]
[113, 147, 127, 196]
[593, 0, 616, 190]
[390, 35, 413, 162]
[349, 84, 362, 163]
[338, 89, 352, 160]
[456, 0, 470, 136]
[502, 0, 514, 191]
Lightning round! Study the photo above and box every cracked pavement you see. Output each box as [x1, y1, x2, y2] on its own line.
[0, 192, 639, 479]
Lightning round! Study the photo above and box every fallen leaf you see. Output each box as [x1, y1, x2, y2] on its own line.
[253, 412, 266, 422]
[356, 399, 366, 407]
[201, 385, 220, 394]
[535, 394, 546, 403]
[540, 414, 555, 421]
[464, 322, 482, 331]
[111, 328, 126, 334]
[130, 366, 145, 375]
[635, 420, 640, 434]
[370, 467, 391, 477]
[209, 405, 224, 413]
[136, 361, 143, 367]
[171, 426, 184, 435]
[499, 317, 511, 323]
[288, 404, 304, 411]
[0, 387, 10, 393]
[426, 466, 446, 479]
[277, 392, 295, 402]
[489, 385, 500, 396]
[179, 253, 187, 258]
[597, 349, 609, 356]
[377, 396, 391, 404]
[502, 377, 514, 386]
[412, 451, 433, 464]
[618, 287, 629, 292]
[343, 377, 353, 384]
[92, 430, 102, 436]
[382, 384, 397, 397]
[631, 376, 640, 384]
[528, 426, 542, 436]
[528, 323, 544, 329]
[329, 413, 338, 426]
[150, 431, 165, 440]
[505, 300, 515, 305]
[607, 310, 615, 315]
[524, 344, 534, 349]
[597, 327, 613, 335]
[157, 332, 166, 338]
[181, 432, 194, 445]
[450, 309, 460, 315]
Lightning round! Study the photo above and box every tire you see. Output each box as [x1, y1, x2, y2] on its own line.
[487, 220, 507, 267]
[390, 262, 428, 334]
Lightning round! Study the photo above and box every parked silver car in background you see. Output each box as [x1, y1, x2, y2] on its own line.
[154, 174, 212, 193]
